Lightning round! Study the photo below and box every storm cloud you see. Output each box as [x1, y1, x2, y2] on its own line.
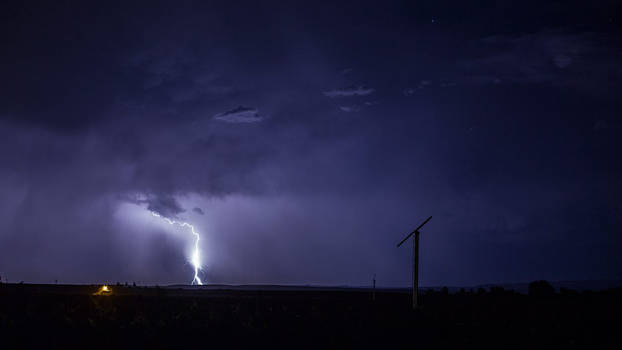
[0, 0, 621, 287]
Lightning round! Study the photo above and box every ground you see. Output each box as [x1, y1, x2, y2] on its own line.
[0, 283, 620, 349]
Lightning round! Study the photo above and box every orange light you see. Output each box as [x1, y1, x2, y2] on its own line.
[93, 285, 113, 295]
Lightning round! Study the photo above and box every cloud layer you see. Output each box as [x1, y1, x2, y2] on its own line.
[0, 1, 621, 286]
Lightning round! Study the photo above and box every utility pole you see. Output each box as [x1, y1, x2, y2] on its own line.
[372, 274, 376, 302]
[413, 232, 419, 308]
[397, 216, 432, 310]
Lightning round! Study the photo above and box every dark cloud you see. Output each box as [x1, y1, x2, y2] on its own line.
[462, 30, 622, 94]
[144, 195, 186, 219]
[213, 106, 263, 123]
[0, 0, 621, 286]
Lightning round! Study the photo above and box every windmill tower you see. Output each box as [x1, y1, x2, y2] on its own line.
[397, 216, 432, 309]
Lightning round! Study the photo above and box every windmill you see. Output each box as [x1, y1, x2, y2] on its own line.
[397, 216, 432, 309]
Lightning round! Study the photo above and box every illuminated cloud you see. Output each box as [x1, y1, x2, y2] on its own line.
[418, 80, 432, 89]
[339, 105, 360, 113]
[340, 68, 353, 75]
[440, 79, 457, 87]
[323, 85, 375, 98]
[213, 106, 263, 123]
[403, 79, 455, 95]
[403, 88, 416, 96]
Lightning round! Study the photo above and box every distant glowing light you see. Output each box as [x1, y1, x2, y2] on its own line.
[94, 285, 112, 295]
[151, 212, 204, 285]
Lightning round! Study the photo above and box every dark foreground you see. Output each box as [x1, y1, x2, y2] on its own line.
[0, 283, 620, 349]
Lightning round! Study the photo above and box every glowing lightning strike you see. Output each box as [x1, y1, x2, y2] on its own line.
[151, 212, 204, 285]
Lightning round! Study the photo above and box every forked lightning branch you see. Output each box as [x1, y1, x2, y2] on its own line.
[151, 212, 204, 285]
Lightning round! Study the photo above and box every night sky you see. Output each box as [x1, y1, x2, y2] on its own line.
[1, 0, 621, 287]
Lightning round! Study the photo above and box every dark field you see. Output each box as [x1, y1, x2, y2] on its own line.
[1, 283, 620, 349]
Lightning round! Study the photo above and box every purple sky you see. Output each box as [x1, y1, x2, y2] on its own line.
[0, 0, 621, 286]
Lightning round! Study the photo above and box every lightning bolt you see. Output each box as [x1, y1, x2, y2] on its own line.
[151, 212, 204, 285]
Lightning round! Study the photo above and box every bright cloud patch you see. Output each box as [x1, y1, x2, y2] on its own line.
[339, 105, 360, 113]
[214, 106, 263, 123]
[323, 85, 375, 98]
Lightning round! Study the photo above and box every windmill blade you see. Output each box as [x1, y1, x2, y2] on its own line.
[396, 216, 432, 247]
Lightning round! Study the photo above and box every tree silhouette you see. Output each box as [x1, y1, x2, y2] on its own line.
[528, 280, 555, 297]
